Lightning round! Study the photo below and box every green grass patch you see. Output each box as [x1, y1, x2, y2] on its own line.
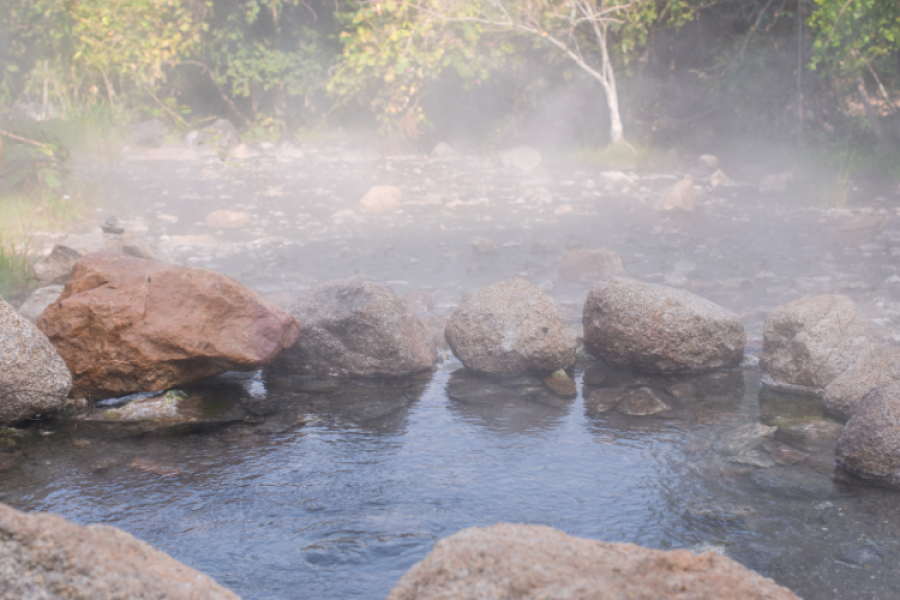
[573, 141, 673, 170]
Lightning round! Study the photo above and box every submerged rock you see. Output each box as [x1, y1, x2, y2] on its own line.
[617, 387, 670, 416]
[823, 345, 900, 421]
[0, 297, 72, 425]
[760, 294, 870, 395]
[583, 277, 745, 373]
[445, 277, 576, 374]
[272, 279, 435, 378]
[37, 254, 301, 400]
[836, 386, 900, 487]
[557, 248, 624, 283]
[386, 523, 801, 600]
[0, 502, 240, 599]
[750, 468, 842, 500]
[584, 387, 625, 415]
[715, 423, 778, 456]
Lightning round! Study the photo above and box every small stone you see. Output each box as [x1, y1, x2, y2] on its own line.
[657, 179, 695, 211]
[767, 443, 809, 466]
[715, 423, 778, 455]
[544, 370, 577, 396]
[708, 170, 735, 187]
[698, 154, 719, 170]
[558, 248, 624, 283]
[617, 388, 669, 416]
[471, 237, 497, 254]
[205, 210, 250, 229]
[101, 216, 124, 234]
[359, 185, 402, 214]
[584, 388, 624, 414]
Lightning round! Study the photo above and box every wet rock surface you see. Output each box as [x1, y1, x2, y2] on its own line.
[824, 344, 900, 420]
[836, 386, 900, 487]
[0, 502, 240, 600]
[0, 297, 72, 425]
[445, 277, 576, 374]
[272, 279, 435, 377]
[583, 277, 745, 373]
[37, 254, 301, 399]
[387, 523, 801, 600]
[760, 294, 871, 395]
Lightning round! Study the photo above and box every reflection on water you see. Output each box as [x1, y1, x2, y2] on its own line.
[1, 363, 899, 600]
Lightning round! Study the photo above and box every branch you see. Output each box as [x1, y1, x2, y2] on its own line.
[169, 60, 252, 126]
[0, 129, 52, 149]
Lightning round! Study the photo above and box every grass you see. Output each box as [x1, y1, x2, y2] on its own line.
[573, 140, 674, 170]
[0, 233, 32, 302]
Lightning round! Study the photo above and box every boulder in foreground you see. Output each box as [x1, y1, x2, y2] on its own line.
[272, 279, 435, 377]
[836, 386, 900, 488]
[583, 277, 745, 373]
[0, 297, 72, 424]
[445, 277, 576, 374]
[387, 523, 800, 600]
[760, 294, 870, 395]
[37, 254, 301, 400]
[0, 502, 240, 600]
[824, 344, 900, 421]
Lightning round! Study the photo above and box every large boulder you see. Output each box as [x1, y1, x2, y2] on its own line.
[444, 277, 576, 374]
[0, 297, 71, 424]
[583, 277, 745, 373]
[32, 231, 168, 285]
[836, 386, 900, 487]
[0, 502, 239, 600]
[760, 295, 870, 395]
[824, 345, 900, 420]
[272, 279, 435, 378]
[387, 523, 800, 600]
[36, 254, 301, 400]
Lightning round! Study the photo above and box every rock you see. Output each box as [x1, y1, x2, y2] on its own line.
[36, 254, 301, 400]
[750, 468, 841, 500]
[15, 284, 64, 322]
[59, 388, 247, 437]
[599, 171, 634, 187]
[185, 118, 240, 154]
[709, 169, 736, 187]
[554, 204, 573, 215]
[768, 443, 809, 466]
[0, 502, 239, 599]
[272, 279, 435, 378]
[584, 388, 624, 414]
[557, 248, 624, 283]
[386, 523, 800, 600]
[583, 277, 746, 373]
[544, 370, 576, 396]
[32, 231, 169, 285]
[0, 297, 71, 424]
[498, 146, 542, 171]
[101, 216, 124, 234]
[776, 419, 843, 448]
[127, 118, 165, 147]
[471, 237, 497, 254]
[431, 142, 461, 160]
[836, 386, 900, 487]
[759, 295, 871, 395]
[228, 143, 258, 158]
[617, 387, 670, 416]
[205, 210, 251, 229]
[834, 215, 885, 246]
[824, 345, 900, 420]
[444, 277, 576, 374]
[715, 423, 778, 456]
[759, 171, 793, 193]
[358, 185, 402, 214]
[402, 289, 434, 313]
[657, 179, 695, 211]
[698, 154, 719, 170]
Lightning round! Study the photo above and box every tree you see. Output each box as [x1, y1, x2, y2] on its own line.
[332, 0, 696, 144]
[808, 0, 900, 146]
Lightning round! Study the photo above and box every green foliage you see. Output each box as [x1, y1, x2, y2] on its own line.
[809, 0, 900, 77]
[0, 233, 31, 301]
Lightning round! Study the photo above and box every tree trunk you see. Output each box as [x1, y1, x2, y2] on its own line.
[603, 78, 624, 146]
[856, 74, 891, 148]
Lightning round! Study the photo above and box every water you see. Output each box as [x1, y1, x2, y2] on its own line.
[3, 362, 900, 600]
[9, 146, 900, 599]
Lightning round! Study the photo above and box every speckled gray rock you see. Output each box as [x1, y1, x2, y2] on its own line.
[15, 284, 64, 322]
[0, 297, 71, 424]
[0, 502, 240, 600]
[824, 345, 900, 421]
[836, 386, 900, 487]
[582, 277, 745, 373]
[387, 523, 801, 600]
[444, 277, 576, 374]
[760, 295, 871, 395]
[273, 279, 436, 377]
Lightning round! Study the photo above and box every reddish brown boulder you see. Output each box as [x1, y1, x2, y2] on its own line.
[0, 502, 239, 600]
[388, 523, 800, 600]
[37, 254, 301, 399]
